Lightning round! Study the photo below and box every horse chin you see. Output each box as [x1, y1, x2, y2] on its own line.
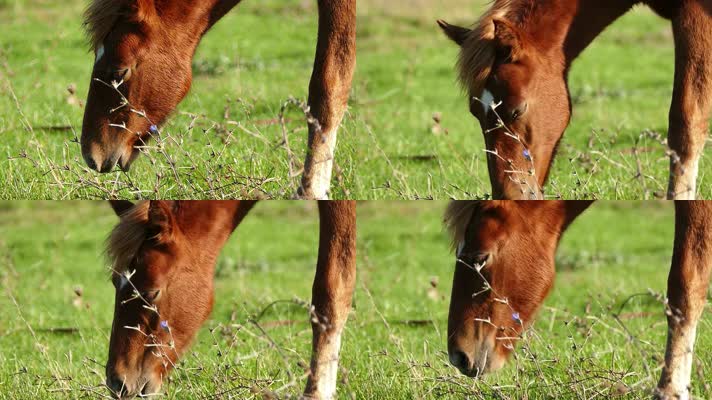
[140, 377, 163, 397]
[459, 360, 506, 379]
[116, 377, 162, 399]
[106, 365, 164, 399]
[118, 147, 141, 172]
[481, 350, 507, 374]
[456, 346, 508, 378]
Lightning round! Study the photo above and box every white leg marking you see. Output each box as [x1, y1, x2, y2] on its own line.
[95, 44, 105, 64]
[670, 156, 699, 200]
[658, 320, 698, 400]
[681, 157, 699, 199]
[668, 321, 697, 400]
[303, 126, 338, 200]
[308, 329, 342, 399]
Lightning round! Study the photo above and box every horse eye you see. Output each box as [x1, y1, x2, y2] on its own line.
[509, 102, 528, 121]
[112, 67, 131, 83]
[510, 109, 521, 121]
[141, 289, 161, 303]
[459, 252, 490, 267]
[472, 253, 489, 266]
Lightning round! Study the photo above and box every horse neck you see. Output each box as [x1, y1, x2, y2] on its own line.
[205, 0, 243, 30]
[177, 201, 255, 255]
[159, 0, 242, 45]
[519, 200, 592, 238]
[560, 0, 637, 65]
[560, 200, 594, 230]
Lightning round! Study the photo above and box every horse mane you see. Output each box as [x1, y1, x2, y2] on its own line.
[444, 201, 484, 250]
[106, 201, 150, 274]
[84, 0, 130, 50]
[457, 0, 520, 95]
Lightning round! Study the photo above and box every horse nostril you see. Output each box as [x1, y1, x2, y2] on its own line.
[85, 155, 99, 171]
[106, 373, 128, 397]
[118, 153, 134, 173]
[449, 350, 472, 372]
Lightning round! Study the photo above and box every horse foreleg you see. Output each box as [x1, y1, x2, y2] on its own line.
[298, 0, 356, 200]
[666, 2, 712, 200]
[655, 201, 712, 400]
[303, 201, 356, 399]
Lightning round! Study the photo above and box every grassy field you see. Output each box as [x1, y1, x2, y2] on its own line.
[1, 201, 710, 399]
[1, 1, 709, 199]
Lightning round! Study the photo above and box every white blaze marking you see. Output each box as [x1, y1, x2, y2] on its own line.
[95, 44, 105, 64]
[481, 89, 495, 116]
[457, 241, 465, 257]
[118, 274, 128, 291]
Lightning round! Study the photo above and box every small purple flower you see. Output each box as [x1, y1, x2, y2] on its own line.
[149, 125, 159, 134]
[160, 320, 169, 331]
[523, 149, 532, 162]
[512, 312, 521, 322]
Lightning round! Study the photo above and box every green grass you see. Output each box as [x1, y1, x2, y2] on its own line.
[352, 2, 710, 199]
[1, 1, 709, 199]
[1, 201, 710, 398]
[0, 0, 355, 199]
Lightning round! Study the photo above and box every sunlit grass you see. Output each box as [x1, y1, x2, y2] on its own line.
[1, 201, 710, 398]
[1, 1, 709, 199]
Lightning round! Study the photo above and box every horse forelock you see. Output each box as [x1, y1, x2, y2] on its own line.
[106, 201, 150, 275]
[84, 0, 131, 50]
[457, 0, 517, 96]
[444, 201, 484, 251]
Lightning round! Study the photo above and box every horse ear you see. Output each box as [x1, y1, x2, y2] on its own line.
[147, 201, 177, 242]
[131, 0, 157, 24]
[109, 200, 135, 217]
[492, 18, 523, 62]
[437, 20, 470, 46]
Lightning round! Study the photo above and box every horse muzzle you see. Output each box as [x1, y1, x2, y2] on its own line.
[82, 142, 136, 173]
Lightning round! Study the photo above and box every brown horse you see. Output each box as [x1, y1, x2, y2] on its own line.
[444, 201, 712, 399]
[439, 1, 709, 200]
[81, 0, 356, 199]
[103, 200, 356, 399]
